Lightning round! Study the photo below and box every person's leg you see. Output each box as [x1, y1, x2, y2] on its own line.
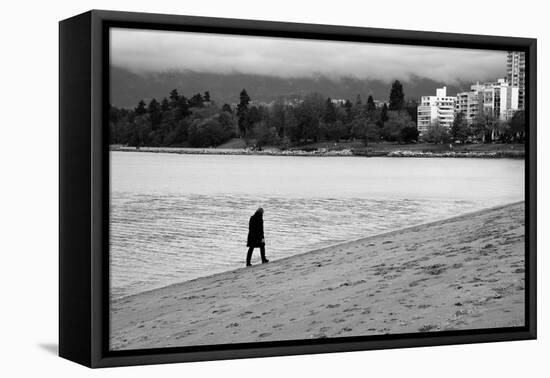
[260, 245, 268, 263]
[246, 247, 254, 266]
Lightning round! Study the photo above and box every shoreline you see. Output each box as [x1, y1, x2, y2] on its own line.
[110, 145, 525, 159]
[112, 200, 523, 303]
[111, 202, 525, 350]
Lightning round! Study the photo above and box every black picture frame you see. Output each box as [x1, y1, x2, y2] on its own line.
[59, 9, 537, 368]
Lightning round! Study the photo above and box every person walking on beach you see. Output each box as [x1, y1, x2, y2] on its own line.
[246, 207, 269, 267]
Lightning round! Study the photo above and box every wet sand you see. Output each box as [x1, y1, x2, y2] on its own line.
[110, 202, 525, 350]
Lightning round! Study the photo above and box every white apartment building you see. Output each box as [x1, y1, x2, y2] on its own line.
[456, 79, 519, 124]
[507, 51, 525, 110]
[417, 86, 456, 135]
[456, 83, 483, 124]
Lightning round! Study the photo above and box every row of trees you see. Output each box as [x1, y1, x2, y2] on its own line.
[109, 89, 236, 148]
[234, 81, 420, 148]
[109, 80, 525, 148]
[424, 110, 525, 144]
[109, 81, 422, 148]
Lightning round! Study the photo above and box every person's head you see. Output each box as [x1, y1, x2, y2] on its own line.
[256, 207, 264, 216]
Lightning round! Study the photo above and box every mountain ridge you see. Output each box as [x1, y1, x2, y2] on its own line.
[110, 66, 475, 109]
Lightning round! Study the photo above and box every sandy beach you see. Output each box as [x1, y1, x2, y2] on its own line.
[110, 202, 525, 351]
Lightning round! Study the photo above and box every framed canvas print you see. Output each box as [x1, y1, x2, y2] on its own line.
[59, 10, 537, 368]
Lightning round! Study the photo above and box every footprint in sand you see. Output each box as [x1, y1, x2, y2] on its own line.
[174, 330, 195, 339]
[343, 305, 360, 313]
[212, 308, 230, 314]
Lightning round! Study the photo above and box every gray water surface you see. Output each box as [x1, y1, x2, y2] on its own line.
[110, 152, 524, 299]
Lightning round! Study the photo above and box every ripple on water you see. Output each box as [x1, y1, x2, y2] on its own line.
[109, 194, 501, 299]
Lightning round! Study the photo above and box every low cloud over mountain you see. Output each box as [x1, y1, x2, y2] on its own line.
[111, 67, 471, 109]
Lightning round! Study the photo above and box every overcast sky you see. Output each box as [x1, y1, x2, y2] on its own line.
[110, 28, 507, 84]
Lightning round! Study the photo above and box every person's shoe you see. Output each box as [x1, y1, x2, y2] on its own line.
[262, 259, 269, 264]
[246, 263, 252, 267]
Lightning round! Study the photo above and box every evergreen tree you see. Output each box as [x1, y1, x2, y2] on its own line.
[189, 93, 204, 108]
[389, 80, 405, 111]
[135, 100, 147, 116]
[323, 98, 337, 123]
[343, 100, 353, 120]
[147, 98, 161, 130]
[355, 94, 362, 105]
[366, 95, 376, 113]
[174, 96, 190, 120]
[378, 103, 389, 127]
[169, 89, 179, 107]
[204, 91, 211, 102]
[160, 97, 170, 112]
[222, 103, 232, 113]
[236, 89, 251, 136]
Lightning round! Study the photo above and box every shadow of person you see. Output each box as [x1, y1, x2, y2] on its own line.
[38, 343, 58, 355]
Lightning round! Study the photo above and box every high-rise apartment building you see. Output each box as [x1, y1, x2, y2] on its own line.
[506, 51, 525, 110]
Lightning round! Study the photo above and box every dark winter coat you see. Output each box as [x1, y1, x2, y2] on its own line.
[247, 212, 264, 247]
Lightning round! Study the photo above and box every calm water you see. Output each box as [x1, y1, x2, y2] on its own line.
[110, 152, 524, 299]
